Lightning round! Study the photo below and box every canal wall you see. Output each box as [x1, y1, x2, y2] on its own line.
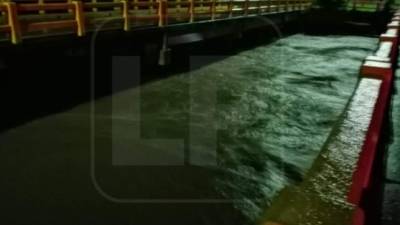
[380, 64, 400, 225]
[349, 13, 400, 225]
[261, 10, 399, 225]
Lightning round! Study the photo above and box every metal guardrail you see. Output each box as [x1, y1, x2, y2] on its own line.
[348, 0, 387, 11]
[0, 0, 312, 44]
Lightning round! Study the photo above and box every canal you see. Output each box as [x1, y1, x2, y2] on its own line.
[0, 34, 377, 225]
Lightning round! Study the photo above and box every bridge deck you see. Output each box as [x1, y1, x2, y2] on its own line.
[0, 0, 312, 44]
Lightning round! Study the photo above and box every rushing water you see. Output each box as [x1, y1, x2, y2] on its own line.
[107, 34, 377, 222]
[0, 34, 377, 225]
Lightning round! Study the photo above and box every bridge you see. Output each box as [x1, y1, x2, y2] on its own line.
[0, 0, 317, 44]
[0, 0, 387, 45]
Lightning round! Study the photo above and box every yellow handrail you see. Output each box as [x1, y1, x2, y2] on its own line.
[1, 2, 21, 44]
[0, 0, 313, 44]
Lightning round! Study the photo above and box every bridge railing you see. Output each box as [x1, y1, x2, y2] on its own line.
[347, 0, 387, 12]
[0, 0, 312, 44]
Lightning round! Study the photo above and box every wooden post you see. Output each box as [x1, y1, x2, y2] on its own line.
[4, 2, 21, 44]
[122, 0, 130, 31]
[73, 1, 85, 37]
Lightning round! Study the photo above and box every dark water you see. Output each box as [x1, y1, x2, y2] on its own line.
[0, 34, 377, 225]
[105, 34, 377, 221]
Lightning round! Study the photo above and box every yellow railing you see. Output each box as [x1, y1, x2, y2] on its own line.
[0, 0, 312, 44]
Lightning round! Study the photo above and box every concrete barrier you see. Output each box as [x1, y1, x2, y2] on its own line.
[388, 20, 400, 28]
[349, 12, 398, 225]
[379, 28, 398, 43]
[253, 11, 398, 225]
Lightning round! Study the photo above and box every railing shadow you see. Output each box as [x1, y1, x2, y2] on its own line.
[0, 19, 290, 133]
